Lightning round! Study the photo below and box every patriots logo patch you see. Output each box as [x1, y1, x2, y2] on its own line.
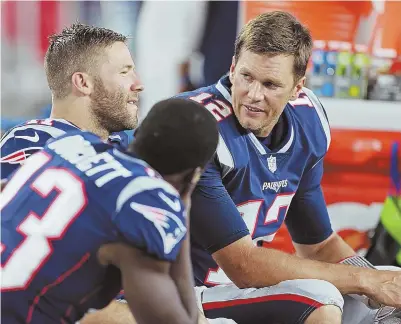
[0, 148, 42, 164]
[130, 202, 187, 254]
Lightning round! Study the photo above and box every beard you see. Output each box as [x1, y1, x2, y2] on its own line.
[237, 113, 279, 137]
[90, 77, 138, 133]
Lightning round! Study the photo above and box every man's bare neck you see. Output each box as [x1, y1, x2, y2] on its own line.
[51, 103, 110, 141]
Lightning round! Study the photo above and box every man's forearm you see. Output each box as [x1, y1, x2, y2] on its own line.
[294, 233, 356, 264]
[170, 236, 198, 322]
[232, 245, 373, 295]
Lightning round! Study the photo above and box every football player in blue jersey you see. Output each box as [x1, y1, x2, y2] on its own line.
[1, 23, 143, 178]
[180, 11, 401, 324]
[96, 10, 401, 324]
[1, 98, 219, 324]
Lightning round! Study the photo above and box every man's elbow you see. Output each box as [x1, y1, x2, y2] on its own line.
[213, 238, 257, 289]
[222, 260, 255, 289]
[229, 271, 255, 289]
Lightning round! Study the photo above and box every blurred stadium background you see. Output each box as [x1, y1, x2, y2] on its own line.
[1, 0, 401, 261]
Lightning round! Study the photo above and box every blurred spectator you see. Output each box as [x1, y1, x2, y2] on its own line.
[1, 105, 51, 133]
[79, 1, 142, 53]
[135, 1, 239, 121]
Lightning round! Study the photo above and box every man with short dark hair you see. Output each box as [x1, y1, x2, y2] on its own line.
[1, 98, 219, 324]
[1, 23, 143, 178]
[180, 11, 401, 324]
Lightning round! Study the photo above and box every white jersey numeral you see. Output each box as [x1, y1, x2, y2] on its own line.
[189, 93, 233, 122]
[1, 152, 87, 291]
[205, 193, 295, 285]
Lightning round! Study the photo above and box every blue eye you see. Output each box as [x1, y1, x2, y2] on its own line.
[263, 82, 278, 89]
[242, 73, 252, 81]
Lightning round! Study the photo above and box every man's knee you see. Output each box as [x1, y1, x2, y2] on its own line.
[306, 305, 342, 324]
[278, 279, 344, 310]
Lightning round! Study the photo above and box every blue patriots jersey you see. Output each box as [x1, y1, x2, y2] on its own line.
[0, 118, 131, 179]
[1, 131, 186, 324]
[176, 75, 332, 286]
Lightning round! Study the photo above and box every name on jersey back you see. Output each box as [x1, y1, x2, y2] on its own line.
[48, 135, 131, 187]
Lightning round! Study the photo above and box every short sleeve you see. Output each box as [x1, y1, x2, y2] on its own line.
[285, 159, 333, 244]
[113, 176, 187, 261]
[190, 159, 249, 253]
[1, 126, 56, 178]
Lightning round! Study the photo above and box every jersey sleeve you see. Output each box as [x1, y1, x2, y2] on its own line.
[190, 158, 249, 253]
[285, 159, 333, 244]
[113, 176, 187, 262]
[0, 125, 62, 179]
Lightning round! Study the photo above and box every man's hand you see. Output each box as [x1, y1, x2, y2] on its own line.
[79, 301, 136, 324]
[80, 301, 231, 324]
[97, 243, 198, 324]
[181, 167, 202, 212]
[363, 269, 401, 308]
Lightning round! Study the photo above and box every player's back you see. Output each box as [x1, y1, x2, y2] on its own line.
[1, 131, 186, 323]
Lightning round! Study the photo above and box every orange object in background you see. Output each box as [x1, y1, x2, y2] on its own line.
[323, 129, 400, 194]
[323, 130, 401, 251]
[242, 1, 373, 44]
[380, 1, 401, 56]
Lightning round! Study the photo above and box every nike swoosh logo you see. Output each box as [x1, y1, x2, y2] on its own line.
[158, 192, 181, 212]
[109, 135, 122, 141]
[15, 132, 39, 143]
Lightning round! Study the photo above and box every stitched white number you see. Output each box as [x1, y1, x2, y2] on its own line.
[1, 152, 87, 291]
[189, 93, 232, 121]
[264, 194, 295, 225]
[289, 92, 314, 108]
[205, 193, 295, 285]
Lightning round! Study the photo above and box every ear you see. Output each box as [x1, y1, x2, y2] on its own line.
[229, 56, 236, 84]
[290, 76, 306, 100]
[180, 167, 203, 211]
[71, 72, 93, 96]
[189, 167, 202, 186]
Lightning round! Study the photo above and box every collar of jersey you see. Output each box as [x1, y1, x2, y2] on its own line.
[215, 75, 295, 155]
[53, 118, 81, 129]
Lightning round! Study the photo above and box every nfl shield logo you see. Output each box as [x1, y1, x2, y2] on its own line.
[267, 155, 277, 173]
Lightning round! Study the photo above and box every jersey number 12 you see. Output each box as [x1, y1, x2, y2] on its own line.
[205, 193, 295, 285]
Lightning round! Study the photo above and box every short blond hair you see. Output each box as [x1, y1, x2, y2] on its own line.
[44, 23, 127, 99]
